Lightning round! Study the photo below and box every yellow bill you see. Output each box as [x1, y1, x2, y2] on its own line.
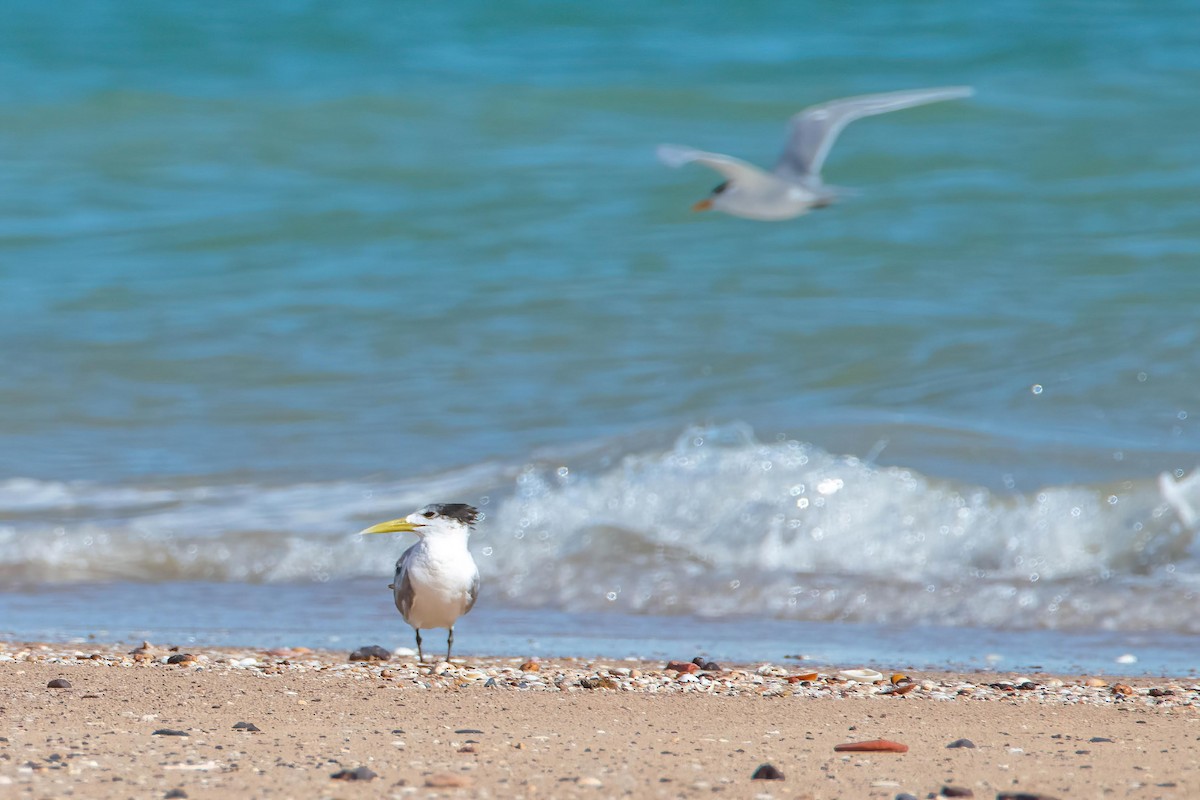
[360, 518, 421, 535]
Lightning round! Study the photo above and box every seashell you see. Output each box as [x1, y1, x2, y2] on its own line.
[838, 668, 884, 682]
[787, 672, 819, 683]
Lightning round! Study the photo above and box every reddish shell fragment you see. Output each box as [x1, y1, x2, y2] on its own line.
[665, 661, 699, 674]
[786, 672, 820, 683]
[834, 739, 909, 753]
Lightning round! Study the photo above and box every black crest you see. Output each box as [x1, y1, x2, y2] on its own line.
[426, 503, 479, 526]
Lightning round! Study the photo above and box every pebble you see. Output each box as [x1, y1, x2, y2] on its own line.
[996, 794, 1061, 800]
[164, 790, 188, 799]
[232, 722, 261, 732]
[166, 654, 194, 665]
[1111, 683, 1134, 696]
[750, 763, 785, 780]
[425, 772, 473, 788]
[834, 739, 909, 753]
[348, 645, 391, 662]
[896, 794, 919, 800]
[47, 679, 72, 689]
[576, 776, 603, 787]
[946, 738, 976, 749]
[152, 729, 189, 737]
[520, 660, 540, 672]
[665, 660, 699, 674]
[330, 766, 377, 781]
[941, 786, 973, 797]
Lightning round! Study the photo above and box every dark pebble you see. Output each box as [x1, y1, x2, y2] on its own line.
[1089, 736, 1114, 743]
[1148, 688, 1173, 697]
[348, 645, 391, 662]
[896, 794, 919, 800]
[166, 654, 193, 664]
[47, 679, 72, 689]
[946, 738, 976, 749]
[484, 677, 498, 688]
[996, 794, 1061, 800]
[331, 766, 377, 781]
[941, 787, 973, 798]
[232, 722, 261, 732]
[165, 790, 188, 799]
[750, 763, 784, 781]
[455, 728, 484, 734]
[152, 729, 189, 737]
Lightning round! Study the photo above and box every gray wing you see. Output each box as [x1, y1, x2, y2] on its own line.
[774, 86, 974, 181]
[464, 569, 480, 615]
[656, 144, 778, 190]
[392, 544, 419, 621]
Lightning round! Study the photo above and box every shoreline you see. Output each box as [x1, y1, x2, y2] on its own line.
[3, 640, 1197, 798]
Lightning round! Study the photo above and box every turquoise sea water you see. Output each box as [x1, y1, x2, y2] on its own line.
[2, 2, 1199, 672]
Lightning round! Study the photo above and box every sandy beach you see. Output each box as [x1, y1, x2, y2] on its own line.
[1, 641, 1196, 799]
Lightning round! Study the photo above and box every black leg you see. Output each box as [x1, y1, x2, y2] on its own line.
[447, 627, 454, 663]
[415, 629, 423, 663]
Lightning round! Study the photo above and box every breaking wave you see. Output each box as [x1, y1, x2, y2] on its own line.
[2, 424, 1198, 633]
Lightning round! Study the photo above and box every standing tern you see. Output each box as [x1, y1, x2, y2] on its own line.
[361, 503, 480, 663]
[657, 86, 974, 220]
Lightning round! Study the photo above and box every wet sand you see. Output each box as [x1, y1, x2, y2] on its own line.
[2, 641, 1197, 799]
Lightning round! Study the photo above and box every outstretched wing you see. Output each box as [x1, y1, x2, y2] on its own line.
[774, 86, 974, 181]
[656, 144, 778, 191]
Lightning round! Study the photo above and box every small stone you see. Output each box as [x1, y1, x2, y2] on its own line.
[165, 790, 188, 799]
[834, 739, 908, 753]
[47, 679, 72, 689]
[576, 776, 603, 787]
[166, 654, 194, 665]
[232, 722, 261, 732]
[996, 794, 1061, 800]
[941, 786, 973, 798]
[152, 729, 189, 737]
[348, 645, 391, 662]
[1088, 736, 1114, 743]
[1112, 683, 1134, 696]
[896, 794, 919, 800]
[1084, 677, 1108, 687]
[483, 677, 498, 688]
[425, 772, 473, 788]
[946, 738, 976, 749]
[455, 728, 484, 734]
[330, 766, 377, 781]
[519, 660, 540, 672]
[457, 745, 476, 753]
[888, 682, 917, 695]
[665, 661, 699, 674]
[751, 763, 785, 780]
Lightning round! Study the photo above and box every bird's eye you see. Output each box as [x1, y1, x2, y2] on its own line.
[422, 511, 435, 519]
[712, 181, 729, 195]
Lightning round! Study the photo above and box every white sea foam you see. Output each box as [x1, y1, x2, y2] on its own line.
[2, 425, 1198, 632]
